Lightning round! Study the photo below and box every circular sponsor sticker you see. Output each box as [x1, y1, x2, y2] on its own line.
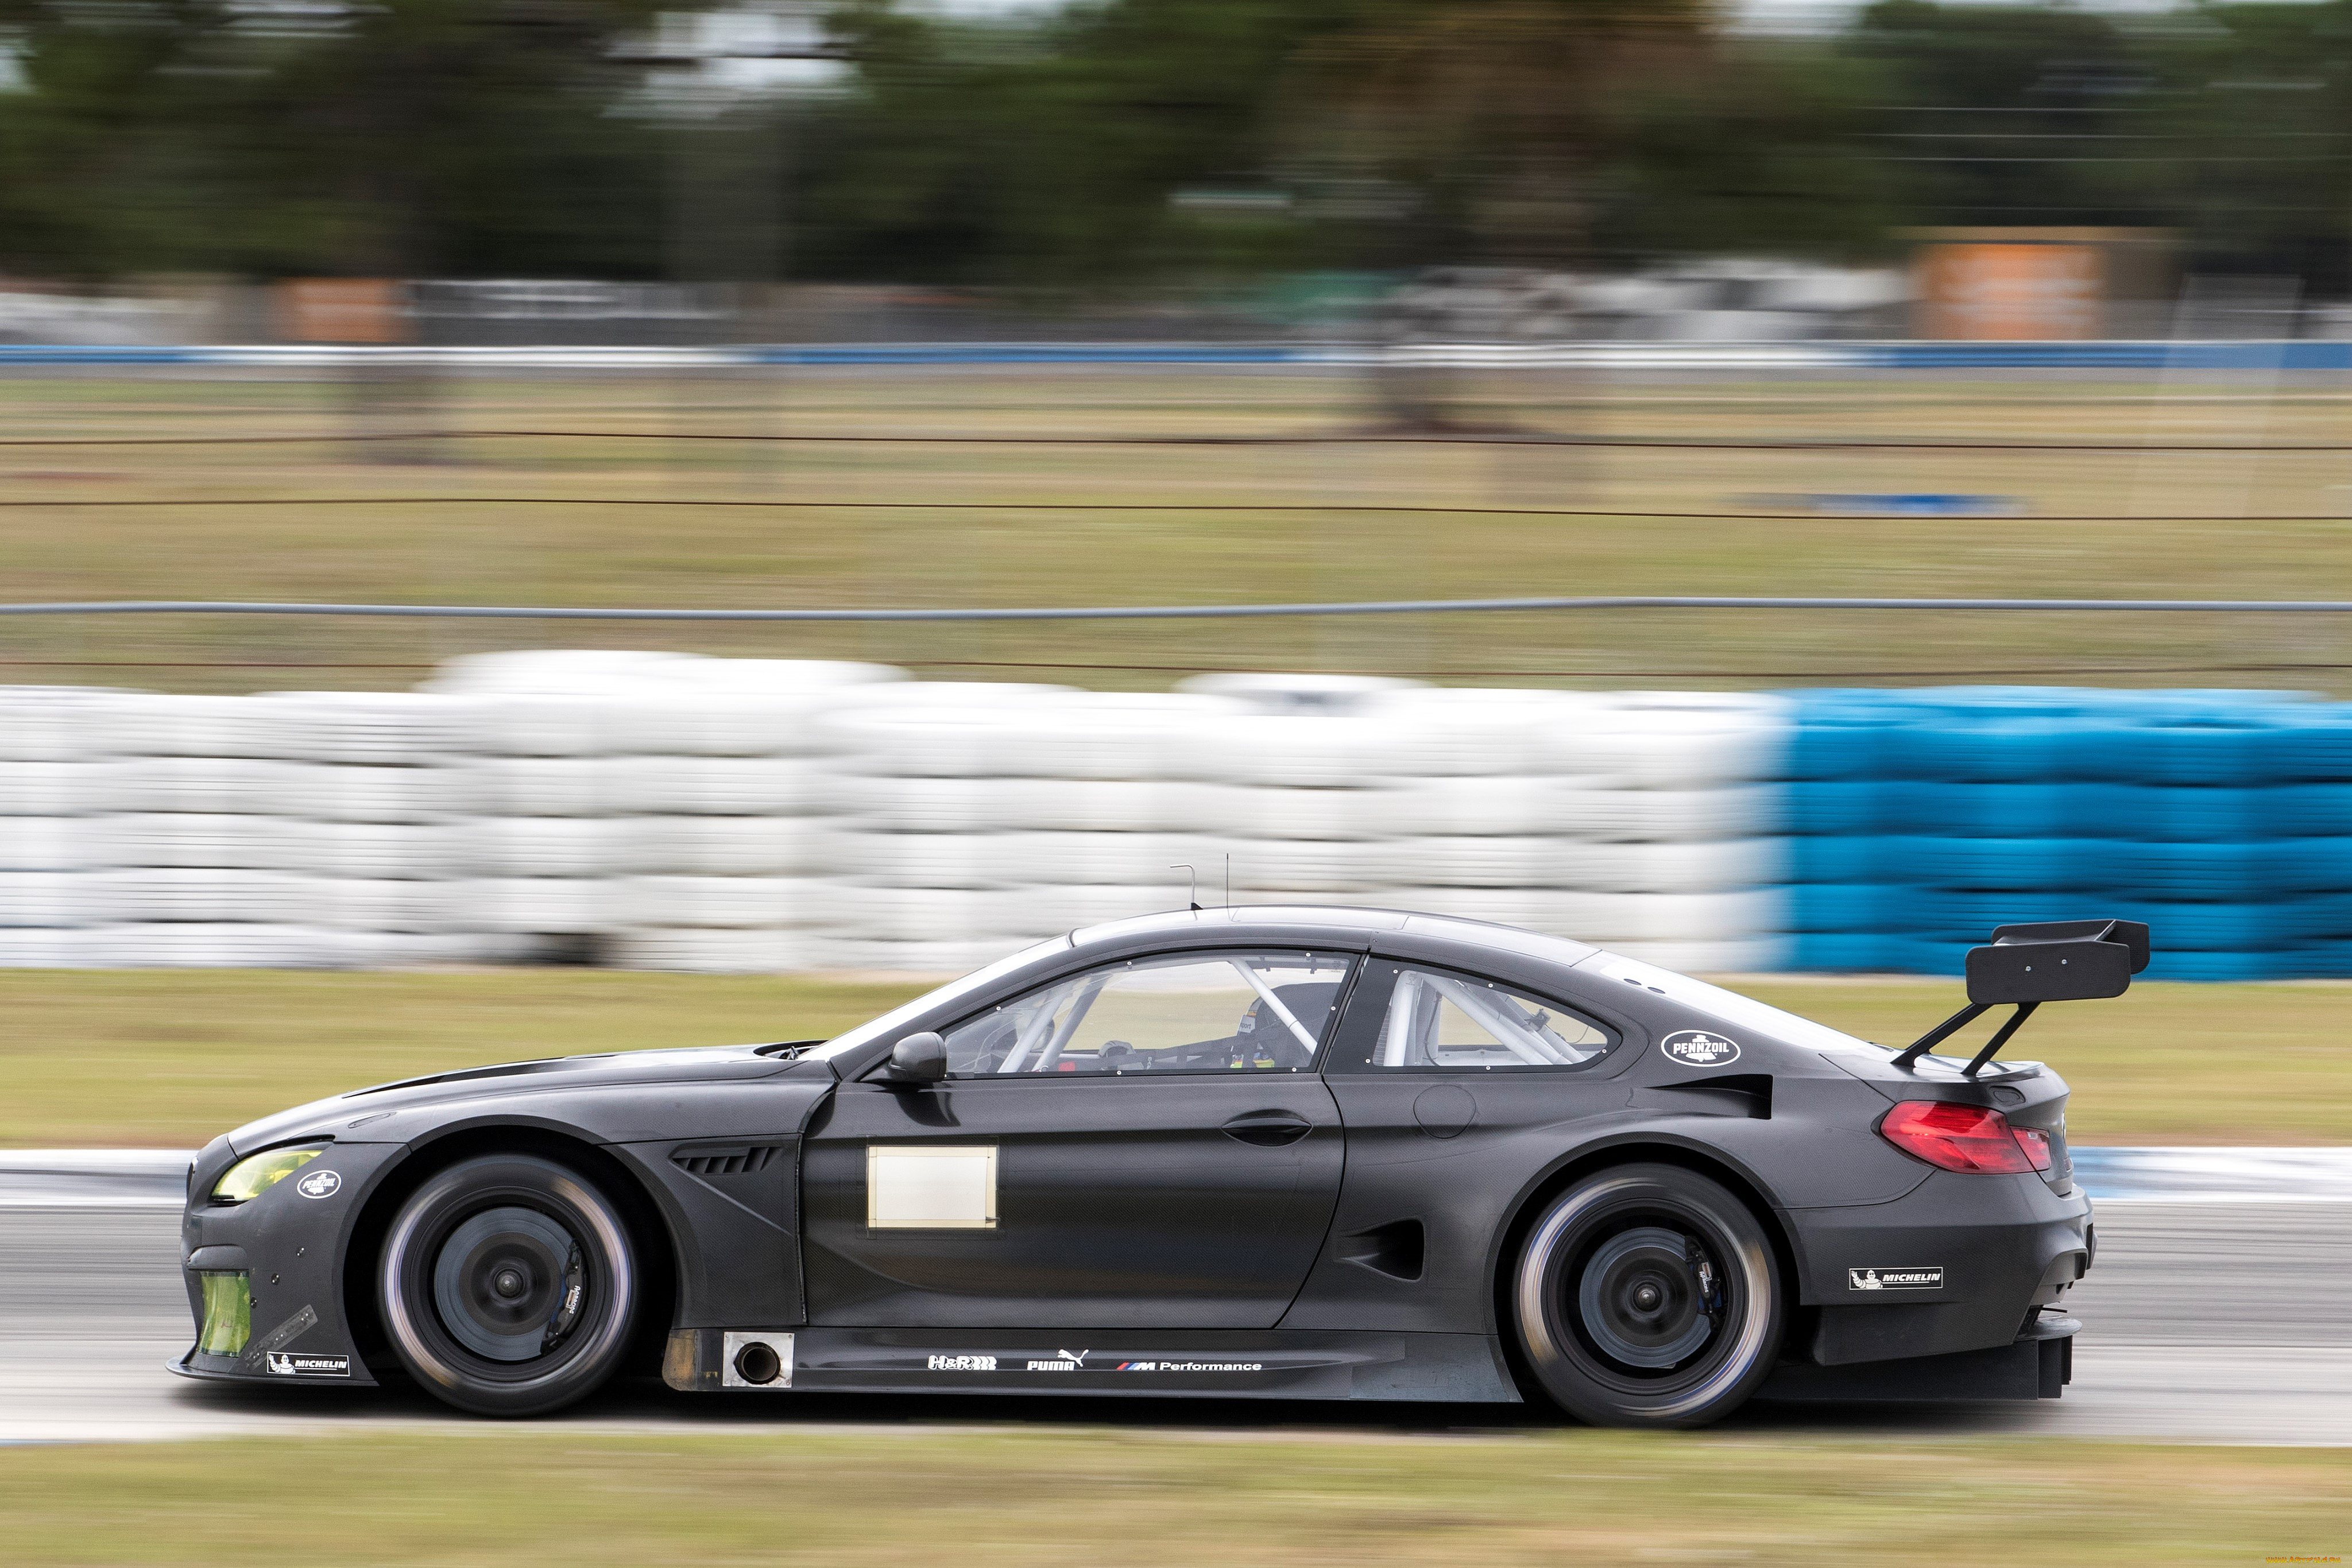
[1659, 1029, 1740, 1067]
[295, 1168, 342, 1199]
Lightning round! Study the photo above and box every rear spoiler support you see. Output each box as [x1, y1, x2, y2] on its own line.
[1891, 919, 2148, 1076]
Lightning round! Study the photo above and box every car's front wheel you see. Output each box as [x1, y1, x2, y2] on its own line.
[379, 1153, 640, 1417]
[1512, 1163, 1782, 1428]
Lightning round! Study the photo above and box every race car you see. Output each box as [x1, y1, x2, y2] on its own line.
[172, 906, 2138, 1427]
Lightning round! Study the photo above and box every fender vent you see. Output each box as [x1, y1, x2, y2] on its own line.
[672, 1144, 784, 1178]
[1339, 1218, 1425, 1282]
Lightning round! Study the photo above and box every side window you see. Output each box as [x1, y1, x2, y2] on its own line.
[941, 951, 1355, 1077]
[1371, 967, 1614, 1070]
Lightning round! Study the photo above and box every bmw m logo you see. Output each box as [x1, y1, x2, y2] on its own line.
[1660, 1029, 1740, 1067]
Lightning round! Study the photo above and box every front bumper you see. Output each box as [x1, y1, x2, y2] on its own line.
[174, 1140, 403, 1386]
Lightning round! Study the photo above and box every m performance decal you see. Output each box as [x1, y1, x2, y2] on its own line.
[1849, 1267, 1945, 1291]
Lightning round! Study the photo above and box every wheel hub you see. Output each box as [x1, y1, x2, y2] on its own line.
[1576, 1226, 1719, 1370]
[431, 1206, 587, 1363]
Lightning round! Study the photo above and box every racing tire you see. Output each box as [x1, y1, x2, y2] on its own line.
[378, 1154, 640, 1418]
[1512, 1163, 1782, 1428]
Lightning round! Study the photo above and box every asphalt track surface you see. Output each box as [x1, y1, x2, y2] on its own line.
[4, 1198, 2348, 1446]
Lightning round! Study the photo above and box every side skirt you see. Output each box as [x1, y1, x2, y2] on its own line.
[664, 1326, 1522, 1403]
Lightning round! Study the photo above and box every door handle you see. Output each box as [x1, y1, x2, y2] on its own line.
[1222, 1110, 1314, 1148]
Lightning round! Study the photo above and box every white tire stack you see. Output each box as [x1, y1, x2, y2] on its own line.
[1, 663, 1802, 975]
[438, 653, 902, 971]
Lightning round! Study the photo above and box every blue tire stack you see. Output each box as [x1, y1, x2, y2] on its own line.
[1786, 687, 2352, 979]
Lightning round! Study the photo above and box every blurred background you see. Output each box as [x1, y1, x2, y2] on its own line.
[8, 0, 2352, 982]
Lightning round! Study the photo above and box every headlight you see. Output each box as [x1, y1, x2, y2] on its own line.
[211, 1145, 324, 1203]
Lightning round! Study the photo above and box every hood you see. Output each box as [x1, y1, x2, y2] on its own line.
[225, 1042, 805, 1155]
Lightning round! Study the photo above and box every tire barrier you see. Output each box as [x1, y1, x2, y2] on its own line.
[9, 664, 2350, 976]
[1788, 688, 2352, 979]
[0, 662, 1793, 972]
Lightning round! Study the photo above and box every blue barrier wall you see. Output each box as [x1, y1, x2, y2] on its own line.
[1788, 687, 2352, 980]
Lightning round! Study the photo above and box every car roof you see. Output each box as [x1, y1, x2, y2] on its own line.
[1069, 904, 1601, 968]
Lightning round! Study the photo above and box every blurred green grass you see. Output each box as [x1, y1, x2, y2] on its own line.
[7, 372, 2352, 694]
[2, 970, 2343, 1147]
[1, 1428, 2345, 1566]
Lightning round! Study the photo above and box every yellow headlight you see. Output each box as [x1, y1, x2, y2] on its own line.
[211, 1146, 323, 1203]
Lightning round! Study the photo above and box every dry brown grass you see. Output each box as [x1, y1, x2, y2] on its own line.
[7, 370, 2352, 694]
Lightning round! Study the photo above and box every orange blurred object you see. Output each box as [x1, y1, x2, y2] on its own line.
[274, 279, 411, 345]
[1915, 239, 2103, 340]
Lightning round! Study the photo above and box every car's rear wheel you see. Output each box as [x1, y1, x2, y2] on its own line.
[379, 1153, 639, 1417]
[1512, 1163, 1782, 1428]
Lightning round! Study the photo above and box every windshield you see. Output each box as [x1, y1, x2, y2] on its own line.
[1574, 950, 1883, 1057]
[802, 936, 1076, 1062]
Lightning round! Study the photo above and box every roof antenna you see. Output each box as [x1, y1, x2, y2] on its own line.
[1170, 865, 1201, 912]
[1224, 853, 1232, 909]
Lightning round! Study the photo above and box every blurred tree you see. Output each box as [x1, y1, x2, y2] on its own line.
[799, 0, 1368, 288]
[1273, 0, 1713, 270]
[1849, 1, 2160, 234]
[1593, 41, 1900, 266]
[0, 0, 669, 280]
[2125, 1, 2352, 296]
[7, 0, 2352, 303]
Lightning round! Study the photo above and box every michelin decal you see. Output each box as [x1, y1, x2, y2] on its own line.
[1849, 1267, 1945, 1292]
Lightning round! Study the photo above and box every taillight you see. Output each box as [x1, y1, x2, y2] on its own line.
[1879, 1101, 2049, 1175]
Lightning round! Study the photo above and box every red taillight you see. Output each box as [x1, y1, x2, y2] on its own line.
[1879, 1101, 2048, 1175]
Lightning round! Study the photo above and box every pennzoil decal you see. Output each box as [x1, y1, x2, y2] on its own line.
[295, 1168, 341, 1199]
[265, 1351, 351, 1378]
[1660, 1029, 1740, 1067]
[1850, 1267, 1944, 1292]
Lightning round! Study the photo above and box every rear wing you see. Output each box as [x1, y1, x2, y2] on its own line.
[1891, 918, 2150, 1077]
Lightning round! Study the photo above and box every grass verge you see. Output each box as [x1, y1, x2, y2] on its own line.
[1, 1429, 2345, 1566]
[2, 970, 2345, 1147]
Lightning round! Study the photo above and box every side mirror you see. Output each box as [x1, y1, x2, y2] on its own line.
[884, 1031, 947, 1084]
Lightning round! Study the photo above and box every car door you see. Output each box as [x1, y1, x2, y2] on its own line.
[800, 947, 1354, 1330]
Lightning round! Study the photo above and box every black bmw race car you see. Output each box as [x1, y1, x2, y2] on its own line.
[173, 906, 2138, 1427]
